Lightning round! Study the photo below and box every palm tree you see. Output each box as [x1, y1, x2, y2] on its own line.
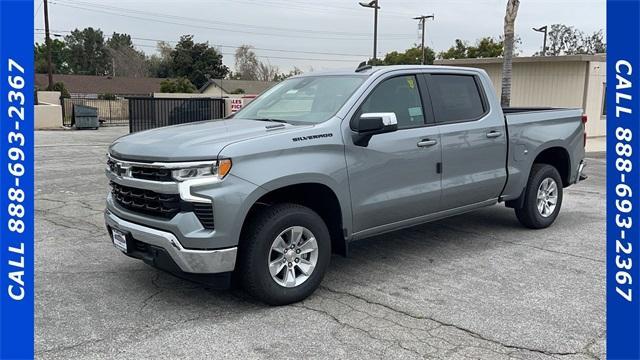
[501, 0, 520, 107]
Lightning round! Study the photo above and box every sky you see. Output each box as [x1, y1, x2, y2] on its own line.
[34, 0, 606, 74]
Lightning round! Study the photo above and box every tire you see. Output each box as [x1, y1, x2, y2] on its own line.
[240, 203, 331, 305]
[515, 164, 563, 229]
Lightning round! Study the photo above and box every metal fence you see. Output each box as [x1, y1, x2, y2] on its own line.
[128, 97, 226, 133]
[62, 96, 131, 127]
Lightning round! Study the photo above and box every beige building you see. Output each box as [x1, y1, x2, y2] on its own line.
[435, 55, 606, 137]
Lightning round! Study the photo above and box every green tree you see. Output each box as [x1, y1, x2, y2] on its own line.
[159, 77, 197, 93]
[147, 41, 174, 78]
[34, 39, 70, 74]
[543, 24, 606, 56]
[439, 39, 468, 59]
[439, 37, 504, 59]
[234, 45, 260, 80]
[468, 37, 504, 58]
[170, 35, 229, 89]
[106, 32, 148, 77]
[234, 45, 280, 81]
[64, 27, 110, 75]
[368, 46, 435, 66]
[273, 66, 303, 81]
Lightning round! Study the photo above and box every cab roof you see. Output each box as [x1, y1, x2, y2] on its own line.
[293, 65, 483, 78]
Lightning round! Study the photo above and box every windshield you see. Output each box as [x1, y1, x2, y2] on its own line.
[233, 75, 366, 124]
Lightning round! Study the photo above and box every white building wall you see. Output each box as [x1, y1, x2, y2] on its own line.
[583, 61, 607, 137]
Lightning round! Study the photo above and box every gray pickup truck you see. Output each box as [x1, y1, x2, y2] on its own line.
[105, 65, 586, 305]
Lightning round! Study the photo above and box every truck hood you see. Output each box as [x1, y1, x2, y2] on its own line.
[109, 119, 304, 162]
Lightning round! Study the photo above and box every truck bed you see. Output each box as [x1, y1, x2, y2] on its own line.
[502, 107, 571, 114]
[500, 107, 585, 201]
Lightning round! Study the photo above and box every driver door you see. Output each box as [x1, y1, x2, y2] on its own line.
[345, 74, 442, 234]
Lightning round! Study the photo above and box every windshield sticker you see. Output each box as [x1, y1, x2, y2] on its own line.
[408, 106, 423, 117]
[407, 77, 415, 89]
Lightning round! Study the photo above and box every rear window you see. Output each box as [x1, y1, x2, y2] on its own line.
[430, 75, 486, 123]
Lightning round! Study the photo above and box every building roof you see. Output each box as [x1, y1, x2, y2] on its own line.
[35, 73, 165, 95]
[200, 79, 277, 95]
[434, 54, 606, 65]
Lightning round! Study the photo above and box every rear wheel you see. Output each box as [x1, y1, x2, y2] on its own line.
[240, 203, 330, 305]
[515, 164, 563, 229]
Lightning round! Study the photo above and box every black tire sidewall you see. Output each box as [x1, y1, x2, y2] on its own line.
[519, 164, 563, 228]
[242, 204, 331, 305]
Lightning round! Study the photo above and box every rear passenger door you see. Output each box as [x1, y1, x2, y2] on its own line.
[424, 73, 507, 210]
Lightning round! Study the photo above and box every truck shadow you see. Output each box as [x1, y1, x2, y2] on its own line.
[137, 204, 536, 306]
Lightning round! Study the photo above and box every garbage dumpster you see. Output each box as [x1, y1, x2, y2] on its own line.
[72, 104, 99, 129]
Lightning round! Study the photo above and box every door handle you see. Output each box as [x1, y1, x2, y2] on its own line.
[417, 139, 438, 147]
[486, 130, 502, 138]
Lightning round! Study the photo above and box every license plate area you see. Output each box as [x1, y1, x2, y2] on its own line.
[112, 229, 128, 253]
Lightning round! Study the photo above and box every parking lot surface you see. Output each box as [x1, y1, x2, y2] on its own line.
[36, 127, 605, 360]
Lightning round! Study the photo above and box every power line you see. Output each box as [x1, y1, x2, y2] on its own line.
[230, 0, 416, 18]
[50, 0, 415, 40]
[34, 0, 43, 19]
[58, 0, 414, 37]
[33, 31, 365, 63]
[34, 29, 371, 57]
[128, 43, 362, 62]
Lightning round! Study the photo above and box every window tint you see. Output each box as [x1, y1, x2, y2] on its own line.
[430, 75, 485, 123]
[360, 75, 425, 129]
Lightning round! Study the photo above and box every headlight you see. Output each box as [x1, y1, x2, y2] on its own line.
[171, 159, 232, 181]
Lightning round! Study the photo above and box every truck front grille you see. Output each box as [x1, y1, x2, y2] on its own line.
[110, 182, 214, 229]
[130, 167, 173, 182]
[111, 182, 181, 218]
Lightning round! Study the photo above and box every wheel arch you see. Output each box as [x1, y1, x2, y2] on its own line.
[239, 180, 350, 256]
[532, 145, 571, 187]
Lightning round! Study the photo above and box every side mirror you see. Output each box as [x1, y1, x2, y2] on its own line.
[351, 112, 398, 146]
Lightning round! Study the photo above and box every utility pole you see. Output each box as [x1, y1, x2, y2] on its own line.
[533, 25, 548, 56]
[413, 14, 434, 65]
[359, 1, 380, 62]
[43, 0, 53, 89]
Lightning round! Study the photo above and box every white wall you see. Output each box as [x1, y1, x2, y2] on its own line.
[35, 91, 63, 129]
[583, 61, 607, 137]
[35, 104, 62, 129]
[37, 91, 61, 105]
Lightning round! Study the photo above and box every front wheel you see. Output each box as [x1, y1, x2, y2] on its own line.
[515, 164, 563, 229]
[240, 203, 331, 305]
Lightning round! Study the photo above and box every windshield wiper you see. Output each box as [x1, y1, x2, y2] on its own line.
[252, 118, 289, 124]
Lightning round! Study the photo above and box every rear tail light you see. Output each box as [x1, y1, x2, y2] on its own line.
[582, 114, 588, 124]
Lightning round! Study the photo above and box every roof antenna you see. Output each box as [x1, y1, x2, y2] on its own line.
[355, 61, 373, 72]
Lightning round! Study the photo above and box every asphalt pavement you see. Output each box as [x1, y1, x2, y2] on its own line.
[36, 126, 605, 360]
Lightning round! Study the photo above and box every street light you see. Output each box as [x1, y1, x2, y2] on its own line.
[359, 0, 380, 62]
[532, 25, 548, 56]
[414, 14, 434, 65]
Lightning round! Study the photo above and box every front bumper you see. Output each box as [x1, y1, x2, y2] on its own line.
[105, 209, 237, 274]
